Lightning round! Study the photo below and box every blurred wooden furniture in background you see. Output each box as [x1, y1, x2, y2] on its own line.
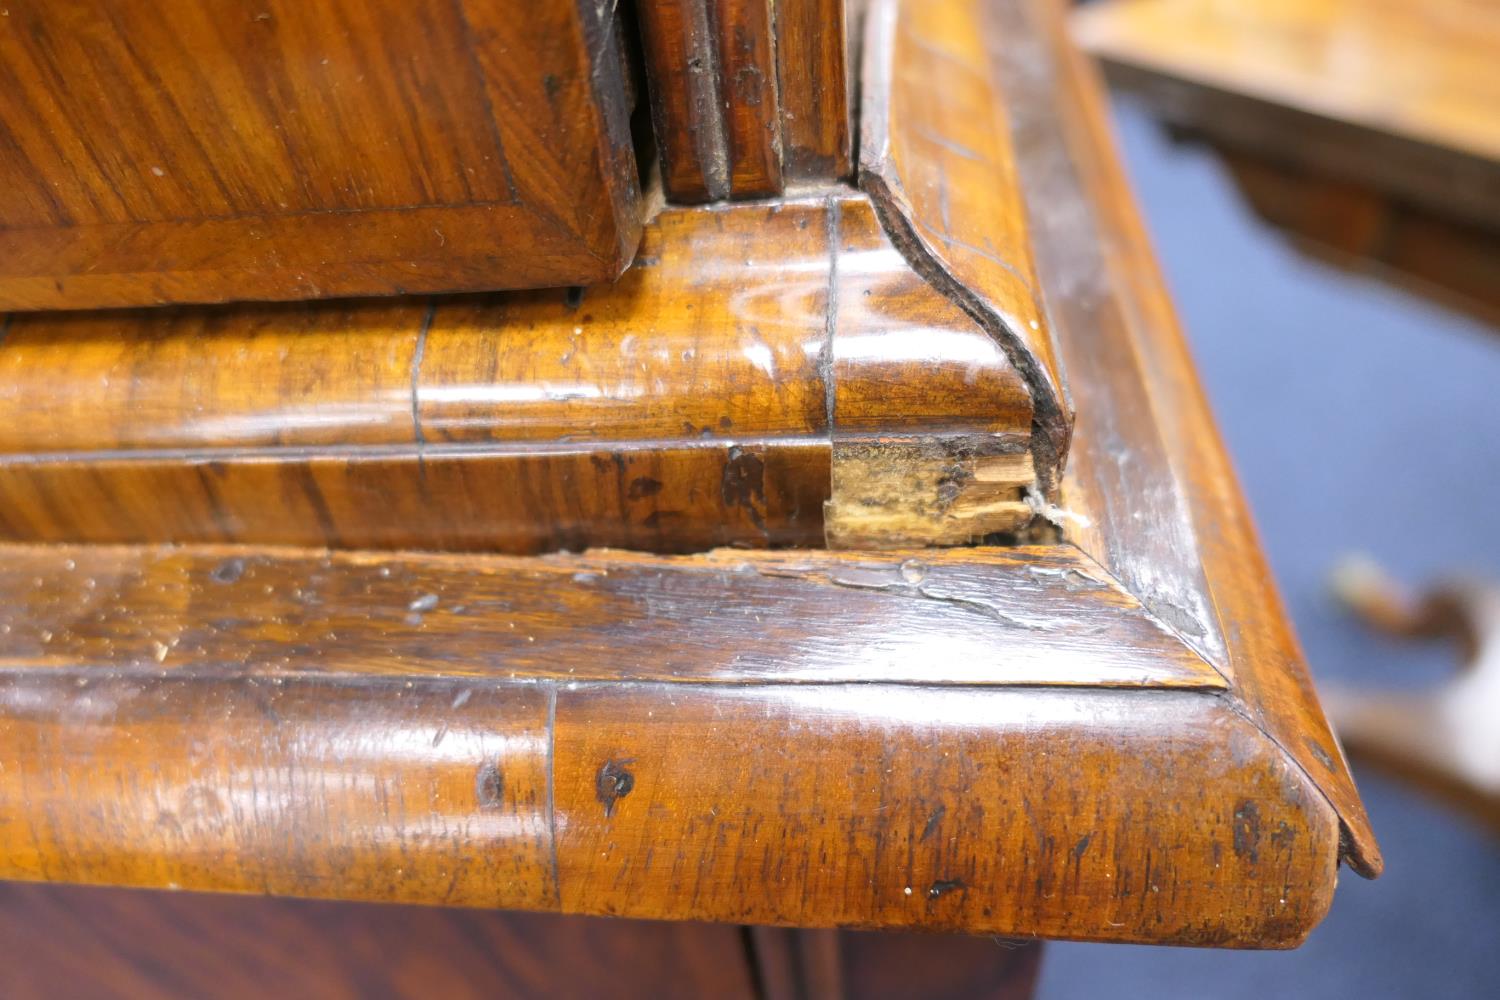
[1074, 0, 1500, 324]
[1328, 559, 1500, 834]
[0, 1, 1380, 996]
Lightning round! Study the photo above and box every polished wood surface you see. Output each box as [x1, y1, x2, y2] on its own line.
[0, 0, 1380, 961]
[775, 0, 855, 184]
[1012, 0, 1379, 876]
[0, 195, 1038, 552]
[0, 544, 1221, 688]
[0, 882, 759, 1000]
[0, 0, 1379, 944]
[860, 0, 1074, 497]
[0, 0, 642, 308]
[0, 568, 1335, 944]
[637, 0, 851, 202]
[1073, 0, 1500, 231]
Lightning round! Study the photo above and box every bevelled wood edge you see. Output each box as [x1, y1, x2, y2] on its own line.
[0, 542, 1222, 690]
[0, 652, 1339, 946]
[858, 0, 1075, 501]
[1010, 0, 1382, 877]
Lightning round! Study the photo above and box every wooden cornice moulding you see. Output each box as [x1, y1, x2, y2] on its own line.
[0, 537, 1346, 945]
[1005, 0, 1380, 877]
[0, 0, 1383, 939]
[0, 194, 1037, 552]
[858, 0, 1076, 499]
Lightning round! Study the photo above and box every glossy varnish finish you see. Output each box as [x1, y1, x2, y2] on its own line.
[1008, 0, 1379, 874]
[0, 540, 1337, 945]
[0, 195, 1038, 552]
[0, 0, 642, 308]
[0, 0, 1379, 944]
[636, 0, 852, 202]
[0, 0, 1380, 957]
[860, 0, 1074, 496]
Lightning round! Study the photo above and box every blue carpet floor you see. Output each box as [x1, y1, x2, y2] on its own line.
[1036, 99, 1500, 1000]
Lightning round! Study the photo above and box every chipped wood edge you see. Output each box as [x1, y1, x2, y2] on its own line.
[824, 436, 1035, 547]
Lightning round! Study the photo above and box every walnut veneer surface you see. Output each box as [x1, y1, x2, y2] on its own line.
[0, 0, 1380, 956]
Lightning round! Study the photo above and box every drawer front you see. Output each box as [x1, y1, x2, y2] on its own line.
[0, 0, 642, 308]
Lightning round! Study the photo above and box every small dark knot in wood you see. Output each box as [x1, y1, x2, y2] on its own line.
[475, 761, 504, 810]
[596, 757, 636, 817]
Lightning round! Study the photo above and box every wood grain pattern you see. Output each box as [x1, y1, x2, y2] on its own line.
[0, 0, 1380, 949]
[1007, 0, 1381, 875]
[637, 0, 852, 202]
[0, 195, 1037, 551]
[775, 0, 854, 183]
[1073, 0, 1500, 231]
[0, 0, 642, 308]
[0, 882, 759, 999]
[860, 0, 1074, 497]
[713, 0, 785, 196]
[0, 543, 1221, 689]
[0, 649, 1337, 945]
[637, 0, 733, 201]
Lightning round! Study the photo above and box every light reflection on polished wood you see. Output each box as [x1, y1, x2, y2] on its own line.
[0, 195, 1034, 553]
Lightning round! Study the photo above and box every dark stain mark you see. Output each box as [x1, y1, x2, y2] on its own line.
[210, 558, 246, 584]
[628, 476, 663, 500]
[719, 415, 733, 429]
[596, 757, 636, 817]
[563, 285, 584, 309]
[1304, 737, 1335, 769]
[920, 804, 946, 842]
[1071, 832, 1092, 861]
[1232, 800, 1261, 863]
[476, 761, 504, 810]
[722, 445, 766, 532]
[543, 73, 562, 100]
[1270, 819, 1296, 849]
[927, 878, 967, 900]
